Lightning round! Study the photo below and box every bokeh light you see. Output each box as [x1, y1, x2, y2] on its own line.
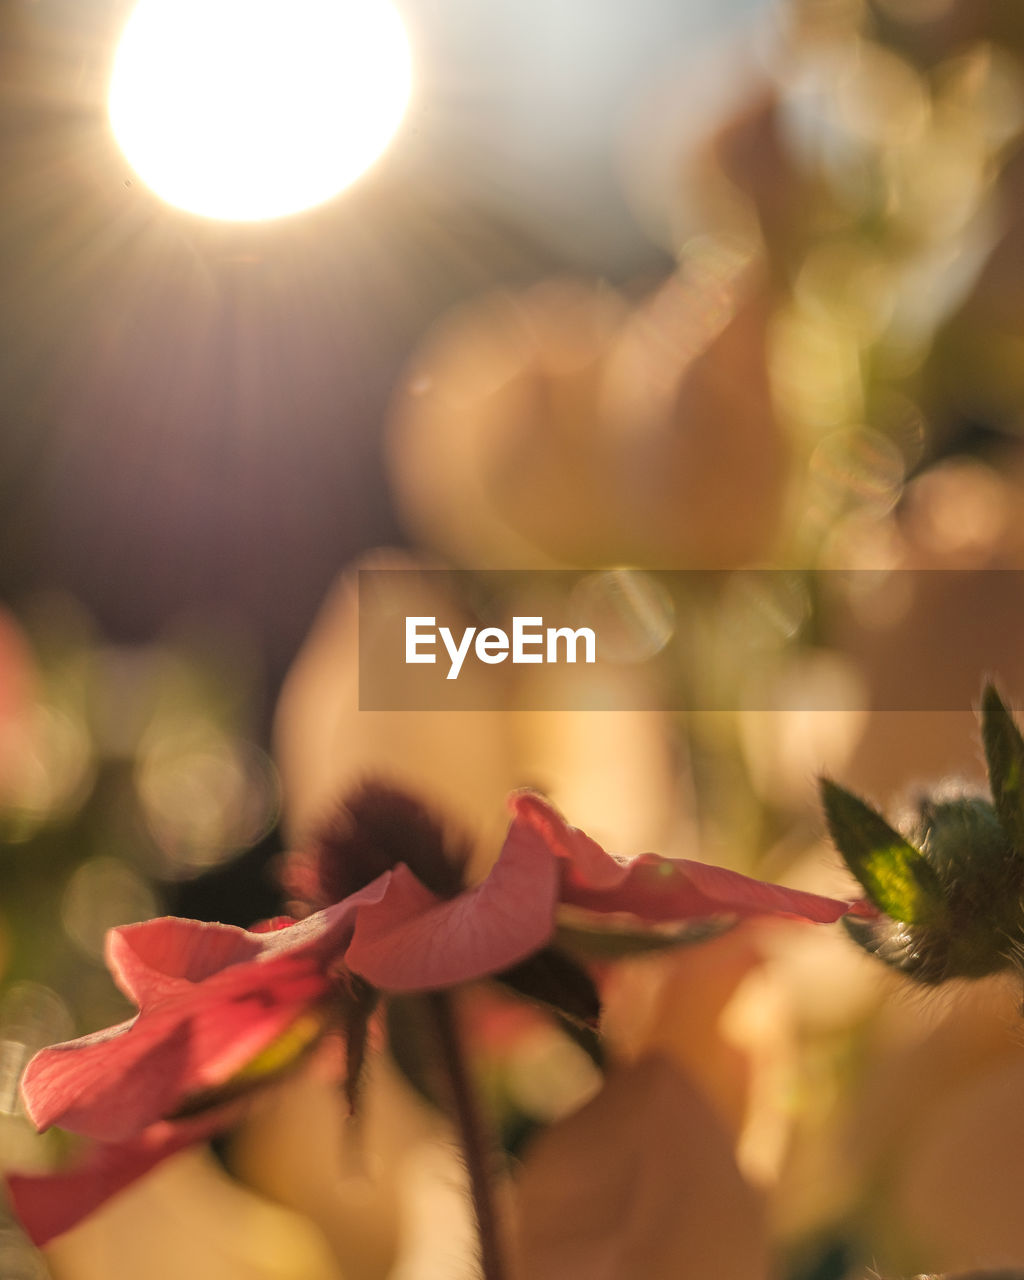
[570, 571, 675, 665]
[0, 983, 73, 1119]
[60, 858, 158, 959]
[108, 0, 412, 221]
[136, 727, 279, 875]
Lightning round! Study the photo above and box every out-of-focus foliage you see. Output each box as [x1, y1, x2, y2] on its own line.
[0, 601, 280, 1277]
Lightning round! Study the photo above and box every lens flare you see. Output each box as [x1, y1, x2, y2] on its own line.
[108, 0, 412, 221]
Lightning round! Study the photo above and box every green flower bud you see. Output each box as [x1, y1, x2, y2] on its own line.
[821, 685, 1024, 985]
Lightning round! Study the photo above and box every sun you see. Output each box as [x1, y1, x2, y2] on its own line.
[108, 0, 412, 222]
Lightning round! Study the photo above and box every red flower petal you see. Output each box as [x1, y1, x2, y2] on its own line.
[345, 817, 561, 990]
[23, 881, 393, 1141]
[6, 1107, 239, 1247]
[512, 792, 867, 924]
[107, 918, 268, 1005]
[248, 916, 299, 934]
[22, 960, 328, 1140]
[107, 892, 385, 1007]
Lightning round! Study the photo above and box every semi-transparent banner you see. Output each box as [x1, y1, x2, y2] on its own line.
[357, 567, 1024, 711]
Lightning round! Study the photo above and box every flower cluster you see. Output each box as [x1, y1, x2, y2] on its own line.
[8, 785, 869, 1246]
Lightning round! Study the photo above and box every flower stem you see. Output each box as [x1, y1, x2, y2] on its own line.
[427, 991, 509, 1280]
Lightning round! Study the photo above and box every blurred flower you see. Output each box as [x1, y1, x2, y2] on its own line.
[601, 922, 792, 1187]
[825, 970, 1024, 1275]
[230, 1059, 418, 1280]
[274, 550, 683, 863]
[387, 250, 789, 571]
[41, 1142, 344, 1280]
[515, 1054, 770, 1280]
[825, 455, 1024, 800]
[7, 1107, 245, 1252]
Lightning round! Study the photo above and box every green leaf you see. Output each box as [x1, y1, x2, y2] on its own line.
[981, 683, 1024, 857]
[819, 778, 943, 924]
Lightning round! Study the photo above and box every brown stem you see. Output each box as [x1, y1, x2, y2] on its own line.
[427, 991, 509, 1280]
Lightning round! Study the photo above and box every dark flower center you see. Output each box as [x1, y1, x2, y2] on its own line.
[287, 781, 471, 909]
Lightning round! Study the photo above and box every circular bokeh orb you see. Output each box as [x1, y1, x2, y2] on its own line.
[108, 0, 412, 221]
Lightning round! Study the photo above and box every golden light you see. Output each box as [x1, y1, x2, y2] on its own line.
[108, 0, 412, 222]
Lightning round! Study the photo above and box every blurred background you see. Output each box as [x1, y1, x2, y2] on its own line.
[7, 0, 1024, 1276]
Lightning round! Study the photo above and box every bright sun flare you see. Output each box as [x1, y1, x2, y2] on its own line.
[108, 0, 412, 222]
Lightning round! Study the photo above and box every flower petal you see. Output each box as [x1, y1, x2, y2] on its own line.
[23, 883, 393, 1141]
[42, 1144, 344, 1280]
[22, 960, 329, 1140]
[512, 792, 868, 924]
[274, 554, 518, 851]
[516, 1055, 770, 1280]
[345, 818, 560, 990]
[108, 891, 386, 1007]
[6, 1108, 237, 1248]
[107, 918, 268, 1005]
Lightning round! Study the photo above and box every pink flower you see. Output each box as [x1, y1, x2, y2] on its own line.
[9, 788, 867, 1245]
[340, 790, 867, 990]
